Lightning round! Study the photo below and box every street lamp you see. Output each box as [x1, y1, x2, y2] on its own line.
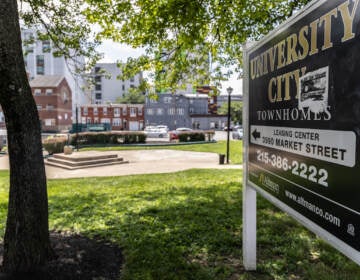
[226, 86, 233, 164]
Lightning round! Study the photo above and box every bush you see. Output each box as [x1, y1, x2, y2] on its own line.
[43, 137, 68, 154]
[178, 132, 205, 142]
[70, 131, 146, 147]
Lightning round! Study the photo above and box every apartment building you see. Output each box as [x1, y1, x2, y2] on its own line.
[80, 104, 144, 131]
[30, 75, 72, 132]
[90, 63, 143, 104]
[21, 28, 89, 119]
[145, 93, 227, 130]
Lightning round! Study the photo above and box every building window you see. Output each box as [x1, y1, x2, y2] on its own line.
[164, 96, 172, 103]
[46, 89, 53, 96]
[122, 85, 125, 91]
[42, 40, 51, 52]
[168, 108, 175, 115]
[130, 84, 135, 89]
[83, 107, 88, 115]
[130, 77, 135, 82]
[114, 108, 120, 117]
[190, 99, 194, 104]
[34, 89, 41, 96]
[36, 55, 45, 75]
[113, 118, 121, 126]
[177, 108, 184, 115]
[103, 107, 107, 115]
[101, 118, 110, 124]
[25, 45, 34, 54]
[93, 107, 98, 115]
[189, 107, 194, 113]
[156, 108, 163, 115]
[123, 108, 127, 115]
[130, 107, 136, 117]
[46, 105, 54, 111]
[147, 108, 154, 115]
[95, 84, 102, 91]
[36, 105, 42, 111]
[95, 93, 102, 100]
[138, 108, 143, 115]
[95, 67, 101, 73]
[94, 76, 101, 83]
[45, 119, 55, 126]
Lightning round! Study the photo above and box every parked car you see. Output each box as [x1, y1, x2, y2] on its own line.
[169, 127, 193, 140]
[223, 126, 233, 131]
[156, 125, 169, 132]
[232, 127, 244, 139]
[144, 126, 168, 138]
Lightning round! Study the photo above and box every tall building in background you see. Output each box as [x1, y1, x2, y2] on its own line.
[21, 28, 89, 121]
[91, 63, 143, 104]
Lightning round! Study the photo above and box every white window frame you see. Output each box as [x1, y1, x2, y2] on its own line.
[130, 107, 136, 117]
[114, 108, 120, 117]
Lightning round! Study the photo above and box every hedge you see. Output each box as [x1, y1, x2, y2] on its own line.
[178, 132, 206, 142]
[70, 131, 147, 146]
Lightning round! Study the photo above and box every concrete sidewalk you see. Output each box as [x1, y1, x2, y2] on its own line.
[0, 150, 242, 179]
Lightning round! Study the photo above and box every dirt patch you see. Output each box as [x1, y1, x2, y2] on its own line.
[0, 231, 123, 280]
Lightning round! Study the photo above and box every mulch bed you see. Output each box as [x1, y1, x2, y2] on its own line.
[0, 231, 123, 280]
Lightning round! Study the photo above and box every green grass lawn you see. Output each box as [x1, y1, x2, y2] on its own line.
[81, 140, 243, 164]
[0, 169, 358, 279]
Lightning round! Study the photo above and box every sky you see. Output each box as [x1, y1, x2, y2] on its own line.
[97, 40, 243, 96]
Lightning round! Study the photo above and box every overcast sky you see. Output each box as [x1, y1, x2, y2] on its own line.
[97, 40, 243, 96]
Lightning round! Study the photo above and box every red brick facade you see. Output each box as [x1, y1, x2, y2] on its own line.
[196, 86, 218, 114]
[81, 104, 144, 131]
[31, 77, 72, 132]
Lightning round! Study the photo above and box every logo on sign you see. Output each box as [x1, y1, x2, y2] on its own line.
[259, 173, 280, 194]
[347, 224, 355, 236]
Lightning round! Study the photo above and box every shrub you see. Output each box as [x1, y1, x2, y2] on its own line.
[178, 132, 205, 142]
[70, 131, 146, 147]
[43, 137, 68, 154]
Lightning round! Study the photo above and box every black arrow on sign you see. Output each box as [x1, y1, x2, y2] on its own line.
[252, 129, 261, 140]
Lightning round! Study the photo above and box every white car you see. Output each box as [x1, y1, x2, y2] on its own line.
[144, 127, 168, 138]
[232, 127, 243, 139]
[156, 125, 169, 132]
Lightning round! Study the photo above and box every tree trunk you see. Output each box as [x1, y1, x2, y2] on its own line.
[0, 0, 51, 273]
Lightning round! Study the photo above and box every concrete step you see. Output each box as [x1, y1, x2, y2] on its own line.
[45, 159, 129, 170]
[47, 156, 125, 167]
[53, 153, 118, 162]
[45, 152, 129, 170]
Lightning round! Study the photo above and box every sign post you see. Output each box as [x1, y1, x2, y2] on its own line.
[243, 0, 360, 268]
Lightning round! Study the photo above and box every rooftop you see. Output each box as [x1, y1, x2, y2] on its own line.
[30, 75, 65, 87]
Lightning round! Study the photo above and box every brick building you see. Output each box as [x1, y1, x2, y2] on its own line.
[80, 104, 144, 131]
[30, 75, 72, 132]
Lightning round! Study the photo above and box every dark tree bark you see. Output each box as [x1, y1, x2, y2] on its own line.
[0, 0, 51, 273]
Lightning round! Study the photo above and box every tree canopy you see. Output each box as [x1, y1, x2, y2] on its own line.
[219, 100, 243, 124]
[85, 0, 311, 90]
[21, 0, 312, 89]
[116, 88, 146, 104]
